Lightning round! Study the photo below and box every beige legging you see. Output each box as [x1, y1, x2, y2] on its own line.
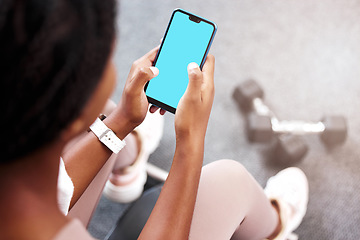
[191, 160, 278, 240]
[67, 102, 278, 240]
[68, 157, 278, 240]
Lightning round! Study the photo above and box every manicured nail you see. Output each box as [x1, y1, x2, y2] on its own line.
[150, 67, 159, 77]
[188, 62, 199, 71]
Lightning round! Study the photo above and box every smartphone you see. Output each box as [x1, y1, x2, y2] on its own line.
[145, 9, 217, 113]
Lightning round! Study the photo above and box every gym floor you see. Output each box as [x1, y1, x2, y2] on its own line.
[89, 0, 360, 239]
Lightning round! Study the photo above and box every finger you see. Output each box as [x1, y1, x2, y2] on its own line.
[202, 54, 215, 83]
[149, 105, 159, 113]
[149, 105, 166, 115]
[160, 109, 166, 115]
[186, 62, 203, 97]
[131, 66, 159, 91]
[133, 46, 160, 71]
[130, 46, 160, 79]
[201, 55, 215, 99]
[143, 45, 160, 64]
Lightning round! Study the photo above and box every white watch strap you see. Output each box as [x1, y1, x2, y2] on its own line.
[89, 118, 126, 154]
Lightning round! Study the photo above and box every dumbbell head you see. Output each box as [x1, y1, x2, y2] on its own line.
[273, 134, 309, 164]
[233, 79, 264, 112]
[320, 116, 347, 146]
[246, 113, 273, 142]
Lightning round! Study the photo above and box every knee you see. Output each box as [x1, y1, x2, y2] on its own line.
[202, 159, 251, 187]
[204, 159, 248, 175]
[199, 160, 256, 209]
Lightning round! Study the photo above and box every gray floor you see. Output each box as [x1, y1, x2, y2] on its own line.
[89, 0, 360, 239]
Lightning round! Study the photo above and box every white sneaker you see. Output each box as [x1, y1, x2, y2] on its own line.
[103, 110, 164, 203]
[134, 108, 164, 154]
[264, 167, 309, 240]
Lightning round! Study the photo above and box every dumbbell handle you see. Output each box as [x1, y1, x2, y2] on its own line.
[252, 98, 275, 117]
[252, 98, 326, 135]
[272, 119, 325, 135]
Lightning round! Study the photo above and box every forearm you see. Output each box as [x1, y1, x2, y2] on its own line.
[139, 137, 205, 240]
[62, 114, 133, 208]
[62, 46, 161, 209]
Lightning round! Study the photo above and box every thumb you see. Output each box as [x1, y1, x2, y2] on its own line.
[186, 62, 203, 96]
[131, 66, 159, 90]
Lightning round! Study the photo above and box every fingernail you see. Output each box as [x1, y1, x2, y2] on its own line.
[188, 62, 199, 71]
[150, 67, 159, 77]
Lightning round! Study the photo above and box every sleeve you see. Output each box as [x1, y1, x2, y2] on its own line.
[57, 158, 75, 215]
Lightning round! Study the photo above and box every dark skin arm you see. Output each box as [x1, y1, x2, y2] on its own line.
[62, 47, 161, 208]
[139, 56, 215, 239]
[63, 46, 216, 239]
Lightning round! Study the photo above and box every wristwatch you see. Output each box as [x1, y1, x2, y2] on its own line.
[89, 115, 126, 154]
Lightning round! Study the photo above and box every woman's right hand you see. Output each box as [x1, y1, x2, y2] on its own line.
[175, 55, 215, 143]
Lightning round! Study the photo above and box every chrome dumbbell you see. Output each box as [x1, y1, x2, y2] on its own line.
[233, 79, 347, 163]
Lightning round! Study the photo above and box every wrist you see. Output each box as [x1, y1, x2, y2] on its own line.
[89, 118, 126, 154]
[173, 138, 205, 176]
[103, 112, 136, 140]
[176, 129, 206, 145]
[175, 135, 205, 159]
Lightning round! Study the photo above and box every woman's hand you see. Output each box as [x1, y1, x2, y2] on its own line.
[105, 46, 161, 139]
[175, 55, 215, 142]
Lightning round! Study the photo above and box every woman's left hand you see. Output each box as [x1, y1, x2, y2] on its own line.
[106, 46, 162, 139]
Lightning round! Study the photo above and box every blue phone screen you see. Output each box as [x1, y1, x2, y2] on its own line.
[146, 10, 216, 111]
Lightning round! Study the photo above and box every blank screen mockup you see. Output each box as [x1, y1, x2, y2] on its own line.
[145, 11, 216, 111]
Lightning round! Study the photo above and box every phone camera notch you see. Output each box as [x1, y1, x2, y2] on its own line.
[189, 15, 201, 23]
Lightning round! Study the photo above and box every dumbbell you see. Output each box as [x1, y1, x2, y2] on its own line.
[247, 112, 312, 164]
[233, 79, 348, 163]
[233, 79, 264, 113]
[249, 113, 347, 164]
[233, 79, 347, 145]
[247, 113, 347, 145]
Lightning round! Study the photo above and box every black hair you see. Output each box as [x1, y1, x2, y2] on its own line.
[0, 0, 116, 163]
